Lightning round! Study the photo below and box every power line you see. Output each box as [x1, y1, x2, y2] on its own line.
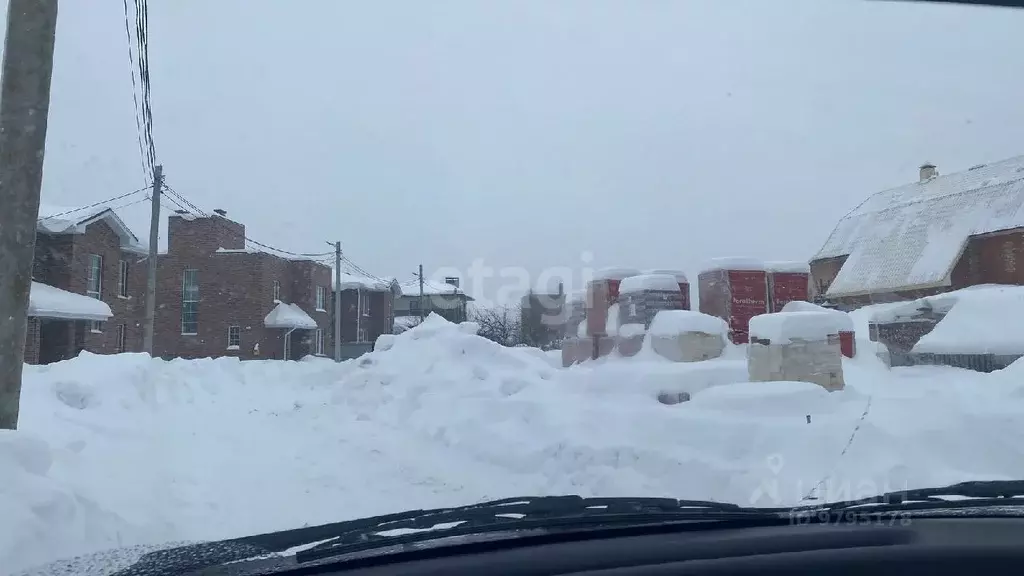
[161, 184, 334, 259]
[38, 185, 151, 220]
[121, 0, 147, 180]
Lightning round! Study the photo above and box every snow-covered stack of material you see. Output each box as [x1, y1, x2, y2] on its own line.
[781, 300, 856, 358]
[765, 261, 810, 313]
[617, 323, 647, 358]
[748, 311, 844, 391]
[644, 269, 691, 310]
[698, 258, 769, 344]
[584, 268, 640, 337]
[617, 274, 684, 329]
[649, 310, 729, 363]
[561, 291, 589, 367]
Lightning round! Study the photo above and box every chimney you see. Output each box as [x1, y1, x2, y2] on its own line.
[919, 162, 938, 182]
[444, 277, 460, 288]
[213, 208, 227, 217]
[174, 209, 188, 215]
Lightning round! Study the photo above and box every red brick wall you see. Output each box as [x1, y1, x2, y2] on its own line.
[952, 228, 1024, 288]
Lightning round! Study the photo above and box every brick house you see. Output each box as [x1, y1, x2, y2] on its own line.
[395, 277, 473, 324]
[810, 157, 1024, 308]
[31, 205, 149, 363]
[153, 211, 333, 360]
[333, 273, 401, 345]
[24, 281, 114, 364]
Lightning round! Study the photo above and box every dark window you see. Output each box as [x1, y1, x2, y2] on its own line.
[182, 268, 199, 334]
[88, 254, 103, 332]
[227, 325, 241, 348]
[118, 260, 129, 297]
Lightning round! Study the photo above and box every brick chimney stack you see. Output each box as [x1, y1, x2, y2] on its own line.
[920, 162, 938, 182]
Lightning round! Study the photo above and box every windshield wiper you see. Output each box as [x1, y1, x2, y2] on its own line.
[793, 480, 1024, 516]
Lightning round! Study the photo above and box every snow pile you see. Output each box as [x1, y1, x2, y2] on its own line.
[914, 288, 1024, 354]
[9, 313, 1024, 572]
[749, 311, 839, 344]
[29, 282, 112, 321]
[592, 267, 641, 281]
[649, 310, 728, 336]
[618, 323, 647, 339]
[618, 274, 680, 294]
[644, 269, 688, 283]
[780, 301, 854, 333]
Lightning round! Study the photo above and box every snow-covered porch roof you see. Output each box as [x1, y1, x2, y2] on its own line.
[264, 302, 318, 330]
[29, 282, 112, 322]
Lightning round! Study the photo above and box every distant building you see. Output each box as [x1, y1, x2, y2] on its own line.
[333, 273, 401, 348]
[810, 157, 1024, 307]
[520, 284, 566, 349]
[395, 277, 473, 324]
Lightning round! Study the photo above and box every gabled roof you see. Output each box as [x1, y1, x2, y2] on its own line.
[814, 155, 1024, 298]
[37, 204, 142, 250]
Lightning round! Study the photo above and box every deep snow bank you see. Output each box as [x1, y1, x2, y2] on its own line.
[7, 315, 1024, 573]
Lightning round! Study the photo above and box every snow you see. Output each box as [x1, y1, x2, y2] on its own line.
[399, 279, 467, 296]
[29, 282, 113, 322]
[393, 316, 421, 334]
[333, 272, 398, 292]
[592, 267, 641, 281]
[700, 257, 765, 273]
[914, 287, 1024, 355]
[618, 323, 647, 338]
[10, 314, 1024, 573]
[605, 303, 620, 335]
[649, 310, 728, 337]
[816, 155, 1024, 298]
[35, 204, 111, 234]
[765, 261, 810, 274]
[263, 302, 318, 330]
[213, 247, 326, 263]
[749, 311, 840, 344]
[780, 301, 854, 333]
[644, 269, 688, 283]
[618, 274, 681, 294]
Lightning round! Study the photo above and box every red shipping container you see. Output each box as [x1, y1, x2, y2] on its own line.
[767, 272, 810, 312]
[698, 259, 769, 344]
[839, 331, 856, 358]
[585, 268, 639, 337]
[646, 269, 691, 310]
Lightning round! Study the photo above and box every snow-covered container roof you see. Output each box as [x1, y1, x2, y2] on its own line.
[700, 257, 765, 274]
[264, 302, 318, 329]
[619, 274, 681, 294]
[749, 311, 840, 344]
[37, 204, 140, 248]
[765, 261, 810, 274]
[780, 301, 854, 333]
[815, 155, 1024, 298]
[28, 282, 113, 321]
[649, 310, 728, 337]
[592, 267, 641, 281]
[913, 286, 1024, 355]
[643, 269, 689, 283]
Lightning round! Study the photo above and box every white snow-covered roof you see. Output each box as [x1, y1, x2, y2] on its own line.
[913, 286, 1024, 355]
[644, 269, 689, 283]
[333, 272, 399, 293]
[765, 261, 810, 274]
[214, 247, 329, 264]
[749, 311, 840, 344]
[780, 301, 854, 332]
[619, 274, 681, 294]
[29, 282, 112, 321]
[593, 267, 641, 281]
[700, 257, 765, 274]
[37, 204, 140, 248]
[649, 310, 728, 337]
[399, 279, 469, 297]
[263, 302, 318, 330]
[816, 155, 1024, 298]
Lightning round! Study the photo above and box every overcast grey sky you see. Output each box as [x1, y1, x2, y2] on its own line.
[26, 0, 1024, 300]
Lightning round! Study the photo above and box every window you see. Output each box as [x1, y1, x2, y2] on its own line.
[181, 268, 199, 334]
[117, 260, 129, 298]
[358, 327, 368, 343]
[409, 299, 421, 314]
[272, 280, 280, 302]
[115, 324, 126, 353]
[227, 325, 240, 349]
[315, 328, 324, 355]
[359, 291, 370, 316]
[316, 286, 327, 311]
[87, 254, 103, 332]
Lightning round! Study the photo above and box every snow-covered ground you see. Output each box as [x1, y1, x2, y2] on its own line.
[5, 314, 1024, 573]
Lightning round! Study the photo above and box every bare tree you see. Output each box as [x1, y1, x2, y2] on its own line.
[470, 304, 522, 347]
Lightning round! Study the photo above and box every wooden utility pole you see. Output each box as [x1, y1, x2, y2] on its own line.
[333, 241, 341, 361]
[418, 264, 425, 321]
[0, 0, 60, 430]
[142, 164, 162, 355]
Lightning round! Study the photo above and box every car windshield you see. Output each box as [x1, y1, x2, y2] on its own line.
[3, 0, 1024, 573]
